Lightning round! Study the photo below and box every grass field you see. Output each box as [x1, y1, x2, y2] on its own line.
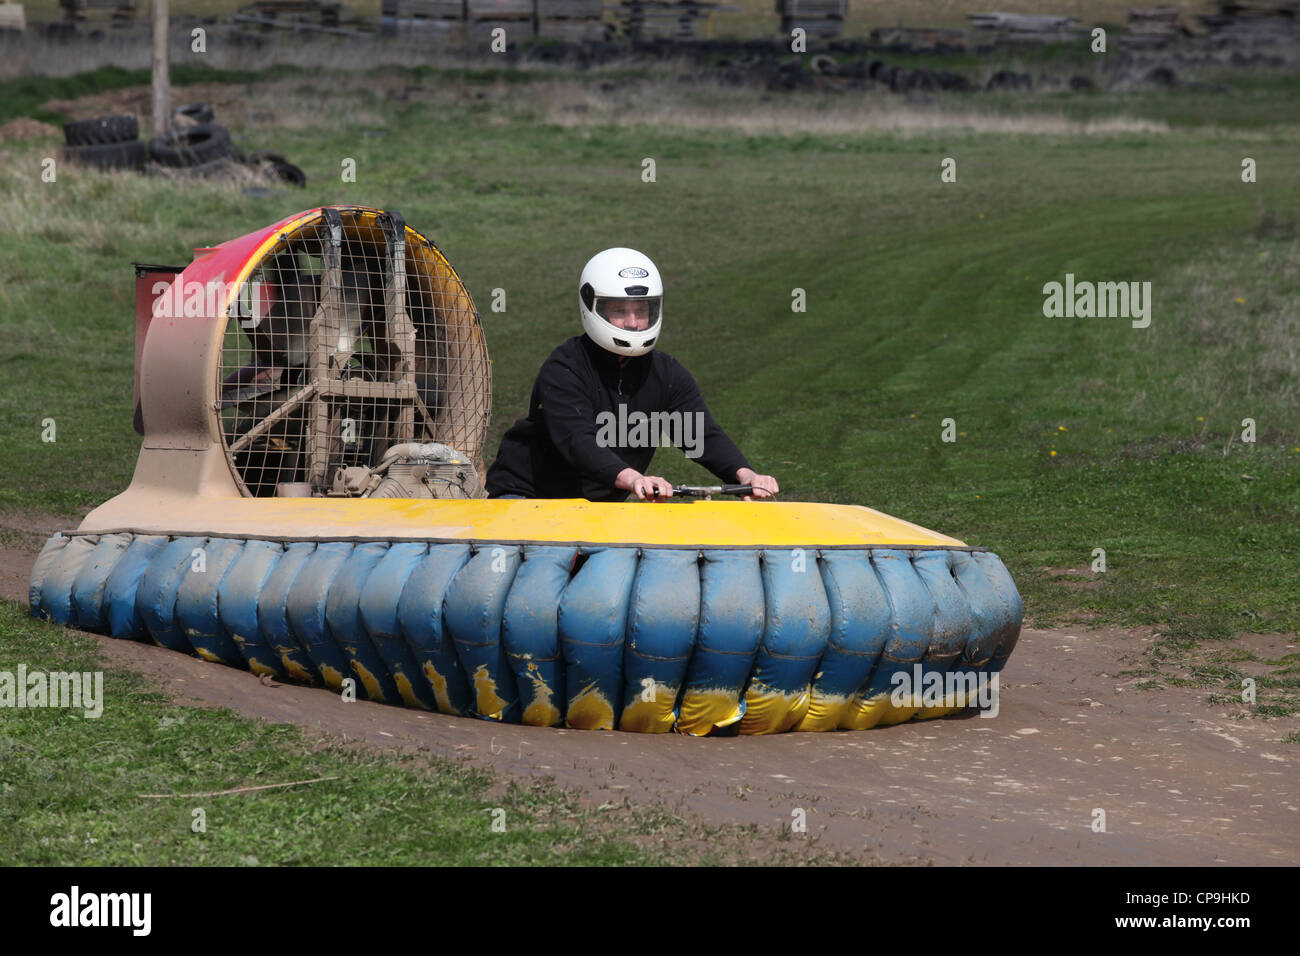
[1, 50, 1297, 863]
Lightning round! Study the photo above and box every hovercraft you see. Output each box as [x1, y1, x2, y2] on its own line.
[28, 205, 1022, 735]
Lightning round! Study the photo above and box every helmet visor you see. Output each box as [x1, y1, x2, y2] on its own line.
[594, 296, 661, 332]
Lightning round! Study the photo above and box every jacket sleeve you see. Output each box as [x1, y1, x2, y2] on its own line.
[537, 353, 630, 488]
[665, 360, 752, 484]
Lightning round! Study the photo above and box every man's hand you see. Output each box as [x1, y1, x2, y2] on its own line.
[735, 467, 779, 501]
[615, 467, 674, 501]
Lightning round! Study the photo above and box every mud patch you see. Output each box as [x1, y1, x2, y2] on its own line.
[41, 83, 255, 133]
[0, 118, 61, 143]
[0, 507, 85, 604]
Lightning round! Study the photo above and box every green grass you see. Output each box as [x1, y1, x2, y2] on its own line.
[0, 601, 855, 864]
[3, 66, 1298, 644]
[1, 60, 1297, 859]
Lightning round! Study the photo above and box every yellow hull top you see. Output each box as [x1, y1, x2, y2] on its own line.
[79, 497, 968, 549]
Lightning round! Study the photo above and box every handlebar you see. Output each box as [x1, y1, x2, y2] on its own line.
[668, 484, 753, 499]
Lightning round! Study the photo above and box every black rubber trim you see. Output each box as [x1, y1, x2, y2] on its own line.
[132, 262, 186, 276]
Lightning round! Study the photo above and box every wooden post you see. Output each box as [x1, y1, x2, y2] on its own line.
[151, 0, 170, 137]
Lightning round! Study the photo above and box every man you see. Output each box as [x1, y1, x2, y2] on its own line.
[485, 247, 779, 502]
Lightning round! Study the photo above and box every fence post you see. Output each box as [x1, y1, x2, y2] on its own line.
[152, 0, 170, 136]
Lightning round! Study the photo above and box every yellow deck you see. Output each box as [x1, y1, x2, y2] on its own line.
[77, 497, 968, 549]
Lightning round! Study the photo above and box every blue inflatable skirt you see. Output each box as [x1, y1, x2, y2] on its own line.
[28, 533, 1021, 734]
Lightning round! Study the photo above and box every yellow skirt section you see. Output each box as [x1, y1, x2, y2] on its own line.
[619, 682, 679, 734]
[677, 689, 747, 736]
[566, 683, 617, 731]
[741, 681, 811, 735]
[794, 690, 853, 732]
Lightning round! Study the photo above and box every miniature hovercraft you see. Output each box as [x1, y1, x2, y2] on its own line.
[28, 205, 1022, 735]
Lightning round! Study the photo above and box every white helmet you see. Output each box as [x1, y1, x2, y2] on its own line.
[579, 247, 663, 357]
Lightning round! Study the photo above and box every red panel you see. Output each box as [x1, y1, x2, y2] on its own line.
[129, 208, 326, 436]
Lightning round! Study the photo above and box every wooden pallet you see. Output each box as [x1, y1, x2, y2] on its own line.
[618, 0, 730, 40]
[382, 0, 611, 39]
[0, 1, 25, 31]
[387, 17, 467, 36]
[237, 0, 346, 29]
[1214, 0, 1297, 13]
[1129, 4, 1181, 21]
[382, 0, 465, 17]
[775, 0, 845, 17]
[536, 0, 603, 17]
[537, 16, 606, 39]
[59, 0, 137, 22]
[467, 0, 533, 19]
[468, 15, 536, 37]
[1199, 0, 1299, 36]
[871, 24, 966, 49]
[780, 14, 842, 36]
[968, 12, 1077, 30]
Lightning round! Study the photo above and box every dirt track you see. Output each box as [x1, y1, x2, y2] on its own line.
[4, 512, 1297, 865]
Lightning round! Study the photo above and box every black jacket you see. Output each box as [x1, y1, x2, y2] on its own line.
[485, 334, 751, 502]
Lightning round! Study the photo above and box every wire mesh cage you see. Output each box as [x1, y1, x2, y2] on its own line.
[215, 207, 490, 497]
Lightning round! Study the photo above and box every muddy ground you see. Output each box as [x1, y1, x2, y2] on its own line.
[4, 508, 1296, 865]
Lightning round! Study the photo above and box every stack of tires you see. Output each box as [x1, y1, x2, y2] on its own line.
[60, 115, 147, 172]
[149, 103, 240, 177]
[149, 103, 305, 187]
[60, 104, 305, 188]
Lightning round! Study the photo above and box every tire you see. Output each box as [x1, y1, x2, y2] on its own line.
[265, 160, 306, 188]
[912, 68, 940, 91]
[248, 149, 287, 165]
[890, 68, 915, 92]
[173, 102, 215, 125]
[61, 139, 148, 171]
[149, 123, 233, 168]
[63, 115, 139, 147]
[172, 156, 242, 178]
[937, 70, 972, 92]
[986, 69, 1031, 92]
[1145, 66, 1177, 87]
[809, 53, 837, 76]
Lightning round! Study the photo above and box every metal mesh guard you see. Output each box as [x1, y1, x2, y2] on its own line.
[216, 207, 490, 498]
